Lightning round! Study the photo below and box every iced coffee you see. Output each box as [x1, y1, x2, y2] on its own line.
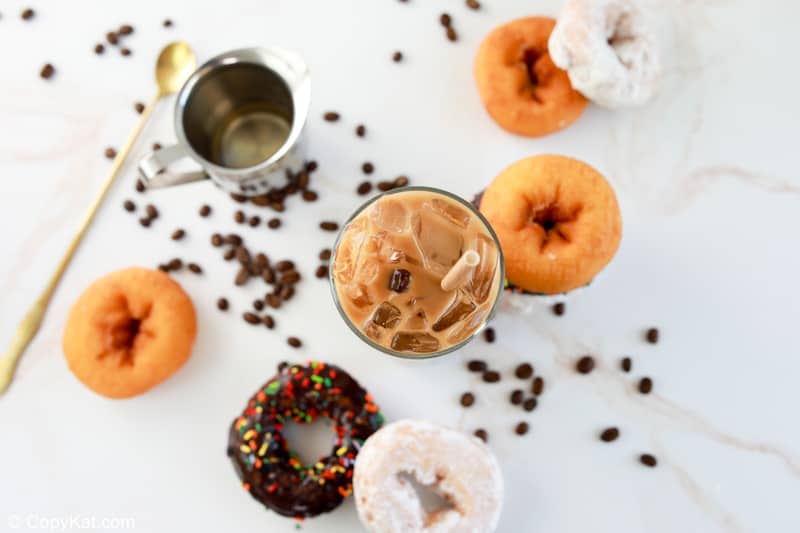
[331, 187, 504, 357]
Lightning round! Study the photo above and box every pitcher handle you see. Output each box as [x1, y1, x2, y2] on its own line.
[138, 144, 209, 189]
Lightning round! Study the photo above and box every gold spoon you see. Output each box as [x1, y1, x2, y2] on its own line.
[0, 41, 197, 396]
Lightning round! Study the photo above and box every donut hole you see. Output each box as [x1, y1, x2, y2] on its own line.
[396, 471, 455, 523]
[522, 48, 541, 87]
[282, 418, 336, 466]
[102, 301, 152, 366]
[529, 201, 583, 248]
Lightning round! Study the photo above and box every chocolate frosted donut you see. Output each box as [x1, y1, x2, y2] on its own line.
[227, 361, 384, 519]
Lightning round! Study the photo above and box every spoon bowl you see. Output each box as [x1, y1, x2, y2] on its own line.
[156, 41, 197, 95]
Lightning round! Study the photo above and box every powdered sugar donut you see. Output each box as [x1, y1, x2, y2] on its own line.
[548, 0, 661, 108]
[354, 420, 503, 533]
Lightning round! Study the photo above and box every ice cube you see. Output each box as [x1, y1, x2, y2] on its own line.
[469, 233, 499, 304]
[372, 301, 402, 329]
[404, 310, 428, 330]
[446, 308, 488, 343]
[333, 218, 368, 285]
[345, 284, 373, 308]
[363, 321, 383, 342]
[370, 198, 409, 233]
[356, 260, 379, 285]
[391, 332, 441, 353]
[411, 211, 464, 277]
[432, 293, 476, 332]
[425, 198, 471, 228]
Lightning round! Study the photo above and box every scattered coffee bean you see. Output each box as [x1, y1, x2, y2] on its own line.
[210, 233, 224, 247]
[234, 210, 245, 223]
[639, 454, 657, 467]
[243, 312, 260, 325]
[123, 200, 136, 212]
[225, 234, 243, 246]
[446, 27, 458, 42]
[199, 204, 212, 217]
[263, 315, 275, 329]
[171, 229, 186, 241]
[139, 217, 151, 228]
[388, 269, 411, 292]
[552, 302, 566, 316]
[279, 285, 295, 301]
[638, 377, 653, 394]
[188, 263, 202, 274]
[514, 363, 533, 379]
[315, 265, 329, 279]
[94, 44, 105, 55]
[482, 370, 501, 383]
[224, 248, 237, 261]
[600, 427, 620, 442]
[157, 264, 169, 272]
[532, 376, 545, 395]
[21, 8, 35, 20]
[305, 160, 319, 172]
[392, 51, 403, 62]
[460, 392, 475, 407]
[235, 247, 251, 264]
[266, 294, 282, 309]
[118, 24, 134, 35]
[275, 260, 294, 272]
[515, 422, 529, 436]
[357, 181, 373, 195]
[106, 32, 119, 45]
[466, 0, 481, 9]
[134, 102, 145, 114]
[253, 300, 265, 311]
[467, 360, 487, 372]
[40, 64, 55, 80]
[230, 193, 247, 203]
[163, 19, 173, 28]
[377, 181, 393, 191]
[319, 249, 332, 261]
[248, 215, 261, 227]
[510, 390, 524, 405]
[323, 111, 340, 122]
[261, 269, 276, 284]
[120, 48, 132, 57]
[522, 397, 537, 411]
[255, 253, 269, 267]
[167, 258, 183, 270]
[267, 217, 281, 229]
[280, 270, 301, 285]
[576, 355, 595, 374]
[302, 190, 318, 202]
[483, 327, 495, 343]
[645, 327, 659, 344]
[319, 221, 339, 231]
[362, 162, 375, 175]
[287, 337, 302, 348]
[621, 357, 632, 372]
[473, 429, 488, 443]
[217, 298, 229, 311]
[235, 268, 250, 286]
[152, 142, 162, 150]
[393, 175, 409, 188]
[145, 204, 159, 219]
[135, 179, 146, 193]
[104, 147, 117, 159]
[439, 13, 452, 26]
[355, 124, 366, 137]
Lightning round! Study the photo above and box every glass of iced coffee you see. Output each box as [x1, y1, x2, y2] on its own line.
[330, 187, 504, 358]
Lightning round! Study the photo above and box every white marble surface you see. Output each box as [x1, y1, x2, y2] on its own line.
[1, 1, 799, 532]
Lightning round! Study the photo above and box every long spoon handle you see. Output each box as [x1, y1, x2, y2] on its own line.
[0, 93, 159, 396]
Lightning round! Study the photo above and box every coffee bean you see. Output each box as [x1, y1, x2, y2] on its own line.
[480, 327, 496, 344]
[305, 160, 318, 172]
[39, 63, 55, 80]
[532, 376, 545, 395]
[254, 253, 269, 267]
[639, 454, 657, 467]
[167, 258, 183, 270]
[576, 356, 595, 374]
[287, 337, 302, 348]
[123, 200, 136, 212]
[320, 221, 339, 231]
[253, 299, 265, 311]
[118, 24, 134, 35]
[235, 247, 251, 265]
[135, 179, 146, 193]
[392, 51, 404, 62]
[473, 429, 488, 443]
[145, 204, 159, 219]
[263, 315, 275, 329]
[467, 360, 487, 372]
[600, 427, 620, 442]
[393, 176, 410, 188]
[275, 260, 294, 272]
[153, 142, 162, 151]
[388, 269, 411, 292]
[302, 190, 318, 202]
[279, 285, 295, 301]
[210, 233, 223, 247]
[267, 218, 281, 229]
[323, 111, 340, 122]
[217, 298, 229, 311]
[621, 357, 632, 372]
[234, 210, 245, 223]
[199, 205, 212, 217]
[171, 229, 186, 241]
[248, 215, 261, 227]
[460, 392, 475, 407]
[377, 180, 394, 191]
[104, 147, 117, 159]
[120, 48, 132, 57]
[439, 13, 452, 26]
[522, 397, 537, 411]
[266, 294, 282, 309]
[466, 0, 481, 8]
[94, 44, 105, 55]
[315, 265, 329, 279]
[187, 263, 202, 274]
[510, 390, 524, 405]
[482, 370, 500, 383]
[230, 193, 247, 203]
[223, 248, 237, 261]
[106, 32, 119, 45]
[262, 268, 276, 284]
[280, 270, 301, 285]
[552, 302, 566, 316]
[514, 363, 533, 379]
[139, 217, 151, 228]
[645, 327, 659, 344]
[638, 377, 653, 394]
[243, 312, 260, 325]
[163, 19, 173, 28]
[356, 124, 366, 137]
[21, 8, 35, 20]
[235, 268, 250, 286]
[225, 234, 243, 246]
[515, 422, 529, 436]
[362, 162, 375, 175]
[319, 249, 332, 261]
[158, 264, 169, 272]
[134, 102, 145, 114]
[357, 181, 373, 195]
[446, 27, 458, 42]
[270, 202, 285, 212]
